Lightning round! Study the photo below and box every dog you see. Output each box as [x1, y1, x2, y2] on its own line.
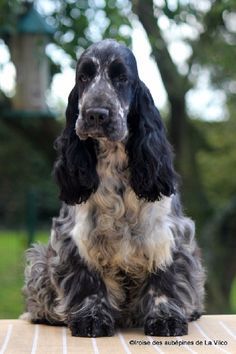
[22, 39, 205, 337]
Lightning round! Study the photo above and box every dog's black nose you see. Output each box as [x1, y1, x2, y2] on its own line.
[85, 108, 109, 126]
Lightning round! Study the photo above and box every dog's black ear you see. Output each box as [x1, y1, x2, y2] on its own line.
[53, 86, 99, 205]
[126, 81, 177, 202]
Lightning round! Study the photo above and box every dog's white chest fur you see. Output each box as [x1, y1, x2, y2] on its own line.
[71, 140, 175, 277]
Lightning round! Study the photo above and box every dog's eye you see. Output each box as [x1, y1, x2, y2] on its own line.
[109, 60, 128, 84]
[78, 60, 96, 84]
[118, 74, 128, 83]
[79, 74, 89, 83]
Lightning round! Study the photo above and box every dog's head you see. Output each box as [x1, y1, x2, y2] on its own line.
[54, 39, 176, 205]
[75, 39, 138, 142]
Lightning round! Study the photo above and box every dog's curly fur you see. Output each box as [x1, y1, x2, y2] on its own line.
[22, 39, 205, 337]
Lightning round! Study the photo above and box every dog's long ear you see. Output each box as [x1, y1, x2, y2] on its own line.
[53, 86, 99, 205]
[126, 81, 177, 202]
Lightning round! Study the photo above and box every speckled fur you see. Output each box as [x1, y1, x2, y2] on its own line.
[22, 139, 205, 335]
[22, 39, 205, 337]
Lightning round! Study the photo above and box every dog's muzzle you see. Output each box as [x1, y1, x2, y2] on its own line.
[85, 107, 110, 128]
[76, 106, 111, 140]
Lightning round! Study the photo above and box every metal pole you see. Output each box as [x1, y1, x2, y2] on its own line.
[26, 188, 37, 246]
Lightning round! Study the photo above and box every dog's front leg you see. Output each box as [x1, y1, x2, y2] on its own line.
[55, 257, 115, 337]
[141, 271, 188, 336]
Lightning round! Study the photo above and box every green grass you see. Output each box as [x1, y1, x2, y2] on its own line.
[0, 230, 48, 319]
[230, 277, 236, 313]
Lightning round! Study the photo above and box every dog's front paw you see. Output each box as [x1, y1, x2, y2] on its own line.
[144, 315, 188, 336]
[68, 313, 115, 337]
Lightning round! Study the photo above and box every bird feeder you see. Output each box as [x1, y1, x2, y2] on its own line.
[9, 2, 54, 112]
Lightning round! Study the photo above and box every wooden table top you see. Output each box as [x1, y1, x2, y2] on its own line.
[0, 315, 235, 354]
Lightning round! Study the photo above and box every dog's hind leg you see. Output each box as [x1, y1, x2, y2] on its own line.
[22, 244, 63, 325]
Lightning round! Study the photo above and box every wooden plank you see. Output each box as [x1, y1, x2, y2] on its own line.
[65, 327, 94, 354]
[0, 316, 235, 354]
[0, 323, 13, 354]
[0, 321, 35, 354]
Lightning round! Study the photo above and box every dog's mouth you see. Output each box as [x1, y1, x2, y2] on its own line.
[75, 115, 128, 142]
[76, 128, 127, 142]
[77, 129, 106, 140]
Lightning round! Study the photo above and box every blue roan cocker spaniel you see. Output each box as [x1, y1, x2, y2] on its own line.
[22, 39, 205, 337]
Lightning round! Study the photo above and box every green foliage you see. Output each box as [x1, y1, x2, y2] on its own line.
[46, 0, 132, 65]
[189, 0, 236, 91]
[0, 0, 22, 37]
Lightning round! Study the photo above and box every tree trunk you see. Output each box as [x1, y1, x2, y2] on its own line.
[131, 0, 210, 224]
[132, 0, 190, 168]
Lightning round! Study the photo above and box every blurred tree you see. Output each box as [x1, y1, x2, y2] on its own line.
[131, 0, 236, 219]
[48, 0, 132, 60]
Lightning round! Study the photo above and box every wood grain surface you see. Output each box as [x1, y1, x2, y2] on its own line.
[0, 315, 235, 354]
